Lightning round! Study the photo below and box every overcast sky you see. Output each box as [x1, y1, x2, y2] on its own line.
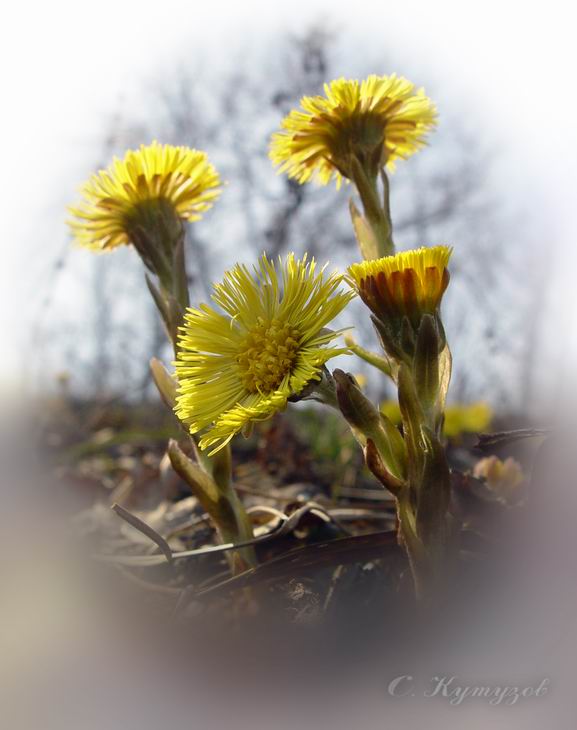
[2, 0, 576, 387]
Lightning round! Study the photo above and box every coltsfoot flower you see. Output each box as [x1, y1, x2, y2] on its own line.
[67, 141, 221, 252]
[380, 400, 493, 439]
[174, 253, 353, 454]
[270, 75, 437, 187]
[347, 245, 452, 328]
[444, 402, 492, 439]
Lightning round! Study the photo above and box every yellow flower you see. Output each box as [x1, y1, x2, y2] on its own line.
[174, 253, 353, 454]
[348, 245, 451, 326]
[380, 399, 492, 439]
[380, 400, 402, 425]
[270, 75, 437, 187]
[444, 402, 493, 439]
[67, 141, 221, 252]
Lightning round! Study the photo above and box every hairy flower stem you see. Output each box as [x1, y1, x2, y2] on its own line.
[168, 440, 256, 572]
[344, 335, 395, 378]
[350, 156, 394, 258]
[345, 244, 453, 596]
[396, 336, 452, 597]
[140, 217, 255, 573]
[396, 493, 428, 599]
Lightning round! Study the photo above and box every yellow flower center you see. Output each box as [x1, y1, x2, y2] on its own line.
[237, 318, 301, 393]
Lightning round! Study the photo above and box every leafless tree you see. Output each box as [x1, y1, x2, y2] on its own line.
[38, 26, 541, 413]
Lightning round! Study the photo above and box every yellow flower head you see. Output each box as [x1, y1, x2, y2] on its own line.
[174, 253, 353, 454]
[381, 399, 493, 439]
[348, 245, 451, 326]
[444, 402, 493, 439]
[270, 74, 437, 187]
[67, 141, 221, 251]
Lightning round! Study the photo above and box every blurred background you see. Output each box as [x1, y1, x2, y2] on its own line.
[2, 0, 575, 420]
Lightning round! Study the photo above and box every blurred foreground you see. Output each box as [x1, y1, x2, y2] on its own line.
[3, 390, 577, 728]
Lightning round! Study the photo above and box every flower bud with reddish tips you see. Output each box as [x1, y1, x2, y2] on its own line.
[348, 246, 451, 329]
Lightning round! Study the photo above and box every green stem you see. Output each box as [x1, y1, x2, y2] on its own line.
[167, 440, 256, 571]
[136, 209, 254, 573]
[380, 169, 393, 238]
[218, 485, 257, 571]
[350, 156, 394, 257]
[345, 336, 395, 379]
[397, 494, 426, 595]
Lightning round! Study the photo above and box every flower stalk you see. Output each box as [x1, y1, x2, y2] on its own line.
[343, 334, 395, 379]
[144, 218, 256, 572]
[344, 246, 454, 597]
[167, 440, 256, 572]
[269, 70, 453, 597]
[349, 155, 394, 258]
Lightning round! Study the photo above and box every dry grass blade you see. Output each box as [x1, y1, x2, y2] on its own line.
[111, 502, 173, 564]
[97, 502, 339, 568]
[476, 428, 550, 450]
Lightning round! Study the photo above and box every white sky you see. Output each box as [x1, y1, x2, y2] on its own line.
[2, 0, 577, 386]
